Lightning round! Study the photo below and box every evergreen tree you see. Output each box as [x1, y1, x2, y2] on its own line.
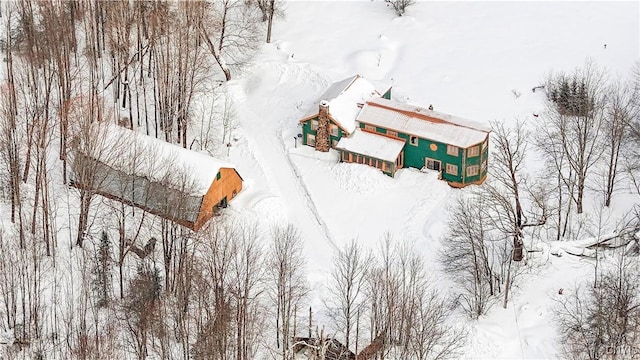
[93, 231, 112, 308]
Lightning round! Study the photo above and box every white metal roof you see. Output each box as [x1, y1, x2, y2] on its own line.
[357, 98, 489, 148]
[302, 75, 382, 134]
[335, 129, 405, 162]
[88, 123, 236, 196]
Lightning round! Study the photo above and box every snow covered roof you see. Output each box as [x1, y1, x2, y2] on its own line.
[357, 98, 490, 148]
[335, 129, 405, 162]
[301, 75, 382, 134]
[87, 123, 236, 196]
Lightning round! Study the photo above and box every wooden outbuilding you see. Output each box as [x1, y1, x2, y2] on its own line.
[70, 123, 242, 231]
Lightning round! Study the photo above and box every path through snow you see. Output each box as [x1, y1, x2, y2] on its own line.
[227, 60, 339, 296]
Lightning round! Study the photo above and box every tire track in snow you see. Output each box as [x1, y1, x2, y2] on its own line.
[241, 117, 338, 259]
[285, 150, 338, 249]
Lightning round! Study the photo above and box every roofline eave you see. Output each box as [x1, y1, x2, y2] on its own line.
[356, 119, 486, 149]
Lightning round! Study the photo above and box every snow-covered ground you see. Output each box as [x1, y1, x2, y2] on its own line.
[220, 1, 639, 358]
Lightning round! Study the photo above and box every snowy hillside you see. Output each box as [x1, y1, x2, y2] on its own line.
[226, 1, 639, 358]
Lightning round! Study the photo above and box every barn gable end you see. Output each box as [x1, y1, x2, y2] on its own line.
[70, 123, 243, 231]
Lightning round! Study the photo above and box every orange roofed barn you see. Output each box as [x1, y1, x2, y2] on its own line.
[70, 123, 243, 231]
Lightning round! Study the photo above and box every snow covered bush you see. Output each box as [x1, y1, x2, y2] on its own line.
[385, 0, 415, 16]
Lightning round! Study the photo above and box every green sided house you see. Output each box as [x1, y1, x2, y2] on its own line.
[336, 98, 490, 187]
[299, 74, 391, 152]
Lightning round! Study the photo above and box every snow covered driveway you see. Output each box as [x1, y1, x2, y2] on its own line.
[228, 61, 339, 290]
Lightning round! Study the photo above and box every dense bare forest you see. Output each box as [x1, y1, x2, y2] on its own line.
[0, 1, 639, 359]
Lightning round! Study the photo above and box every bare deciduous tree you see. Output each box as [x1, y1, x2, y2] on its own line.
[198, 0, 261, 82]
[555, 254, 640, 359]
[67, 98, 118, 248]
[484, 119, 549, 306]
[192, 218, 267, 360]
[230, 220, 266, 360]
[407, 288, 466, 360]
[268, 224, 307, 359]
[0, 228, 19, 332]
[538, 61, 607, 214]
[599, 80, 635, 207]
[193, 219, 237, 359]
[326, 239, 371, 352]
[0, 3, 26, 248]
[364, 234, 466, 359]
[121, 264, 162, 360]
[440, 196, 496, 319]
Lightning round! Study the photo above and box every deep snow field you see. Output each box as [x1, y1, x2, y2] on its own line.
[222, 1, 639, 358]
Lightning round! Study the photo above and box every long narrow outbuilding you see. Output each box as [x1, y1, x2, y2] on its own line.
[70, 122, 243, 231]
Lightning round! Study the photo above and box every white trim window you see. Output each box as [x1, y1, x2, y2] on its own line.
[447, 144, 459, 156]
[364, 124, 376, 132]
[446, 163, 458, 175]
[307, 134, 316, 146]
[467, 146, 479, 157]
[311, 120, 318, 131]
[387, 130, 398, 137]
[330, 124, 339, 137]
[410, 136, 419, 146]
[466, 165, 479, 176]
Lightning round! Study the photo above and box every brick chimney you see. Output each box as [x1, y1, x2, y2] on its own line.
[315, 100, 331, 152]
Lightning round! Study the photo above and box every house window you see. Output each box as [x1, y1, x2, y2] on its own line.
[468, 146, 479, 157]
[410, 136, 418, 146]
[330, 124, 339, 137]
[426, 158, 441, 171]
[216, 172, 221, 180]
[446, 163, 458, 175]
[364, 124, 376, 132]
[467, 165, 479, 177]
[447, 145, 458, 156]
[307, 134, 316, 146]
[311, 120, 318, 131]
[482, 159, 487, 170]
[386, 130, 398, 137]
